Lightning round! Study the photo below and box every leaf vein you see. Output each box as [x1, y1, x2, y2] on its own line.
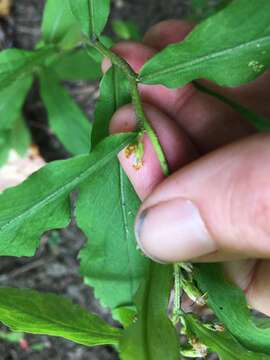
[0, 147, 125, 235]
[142, 34, 270, 81]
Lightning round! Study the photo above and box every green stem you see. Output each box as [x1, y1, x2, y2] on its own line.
[172, 263, 183, 325]
[129, 77, 170, 176]
[93, 40, 136, 80]
[91, 39, 170, 176]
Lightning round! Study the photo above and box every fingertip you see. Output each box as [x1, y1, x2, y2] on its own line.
[143, 19, 195, 50]
[110, 104, 165, 200]
[135, 134, 270, 263]
[135, 197, 217, 263]
[110, 103, 197, 200]
[109, 104, 137, 134]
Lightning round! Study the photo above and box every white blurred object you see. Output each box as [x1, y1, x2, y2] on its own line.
[0, 146, 45, 192]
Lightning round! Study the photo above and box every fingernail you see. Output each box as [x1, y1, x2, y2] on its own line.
[135, 209, 166, 264]
[135, 198, 217, 263]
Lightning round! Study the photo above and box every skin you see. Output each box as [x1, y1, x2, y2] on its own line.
[105, 20, 270, 315]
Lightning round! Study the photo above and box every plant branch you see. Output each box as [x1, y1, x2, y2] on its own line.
[90, 39, 170, 176]
[172, 263, 183, 325]
[92, 40, 136, 80]
[129, 77, 170, 176]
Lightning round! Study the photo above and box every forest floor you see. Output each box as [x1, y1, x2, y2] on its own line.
[0, 1, 193, 359]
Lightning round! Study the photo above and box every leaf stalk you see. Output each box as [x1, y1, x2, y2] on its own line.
[91, 39, 170, 176]
[172, 263, 183, 325]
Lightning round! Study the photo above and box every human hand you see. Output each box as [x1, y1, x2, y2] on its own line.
[105, 20, 270, 315]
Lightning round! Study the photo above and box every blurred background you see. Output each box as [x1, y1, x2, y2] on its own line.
[0, 0, 212, 359]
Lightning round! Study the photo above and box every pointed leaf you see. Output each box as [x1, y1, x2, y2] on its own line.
[78, 160, 148, 310]
[91, 66, 130, 147]
[195, 263, 270, 354]
[0, 48, 53, 92]
[0, 116, 31, 167]
[49, 48, 102, 81]
[0, 76, 32, 130]
[141, 0, 270, 88]
[40, 69, 91, 155]
[42, 0, 82, 48]
[0, 133, 134, 257]
[120, 263, 179, 360]
[68, 0, 110, 38]
[0, 288, 121, 346]
[10, 116, 31, 156]
[78, 63, 148, 312]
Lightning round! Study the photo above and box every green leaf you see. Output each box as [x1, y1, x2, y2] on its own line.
[9, 116, 31, 156]
[194, 81, 270, 131]
[68, 0, 110, 38]
[78, 63, 148, 312]
[0, 131, 10, 167]
[91, 66, 130, 148]
[0, 76, 32, 130]
[78, 160, 148, 311]
[40, 69, 91, 155]
[0, 133, 134, 257]
[112, 20, 141, 41]
[195, 263, 270, 354]
[42, 0, 82, 48]
[0, 48, 53, 92]
[120, 263, 179, 360]
[185, 314, 270, 360]
[99, 35, 114, 49]
[48, 48, 102, 81]
[82, 36, 113, 68]
[140, 0, 270, 88]
[81, 36, 114, 69]
[113, 307, 137, 329]
[0, 288, 121, 346]
[0, 116, 31, 166]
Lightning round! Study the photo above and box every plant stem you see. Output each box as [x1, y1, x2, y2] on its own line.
[91, 39, 170, 176]
[172, 263, 183, 325]
[93, 40, 136, 80]
[129, 77, 170, 176]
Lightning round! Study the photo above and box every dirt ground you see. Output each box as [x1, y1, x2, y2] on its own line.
[0, 1, 193, 359]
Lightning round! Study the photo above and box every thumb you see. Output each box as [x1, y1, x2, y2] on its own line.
[135, 134, 270, 263]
